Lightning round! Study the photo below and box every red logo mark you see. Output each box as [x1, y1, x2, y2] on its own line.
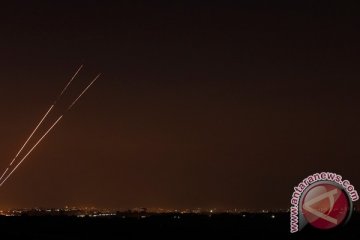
[302, 183, 350, 230]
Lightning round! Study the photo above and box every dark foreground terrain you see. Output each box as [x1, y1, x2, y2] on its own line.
[0, 213, 358, 239]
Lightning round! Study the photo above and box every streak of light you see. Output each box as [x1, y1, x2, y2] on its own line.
[0, 116, 63, 187]
[0, 168, 9, 182]
[9, 105, 54, 166]
[67, 74, 101, 110]
[5, 65, 82, 169]
[0, 67, 98, 188]
[56, 65, 84, 103]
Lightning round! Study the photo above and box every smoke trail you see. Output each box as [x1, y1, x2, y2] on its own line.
[0, 116, 63, 187]
[67, 74, 101, 110]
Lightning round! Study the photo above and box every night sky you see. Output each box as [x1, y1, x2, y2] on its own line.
[0, 1, 359, 210]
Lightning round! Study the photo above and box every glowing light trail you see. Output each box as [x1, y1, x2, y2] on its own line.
[0, 65, 84, 185]
[8, 65, 83, 167]
[56, 65, 83, 103]
[10, 105, 54, 166]
[0, 69, 100, 188]
[0, 168, 9, 182]
[0, 116, 63, 187]
[68, 74, 101, 110]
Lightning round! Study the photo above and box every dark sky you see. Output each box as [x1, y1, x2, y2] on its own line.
[0, 1, 359, 210]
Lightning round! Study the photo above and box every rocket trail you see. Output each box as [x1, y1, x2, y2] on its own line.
[0, 116, 63, 187]
[56, 65, 83, 103]
[0, 69, 100, 188]
[9, 105, 54, 166]
[0, 168, 9, 182]
[68, 74, 101, 110]
[6, 65, 82, 167]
